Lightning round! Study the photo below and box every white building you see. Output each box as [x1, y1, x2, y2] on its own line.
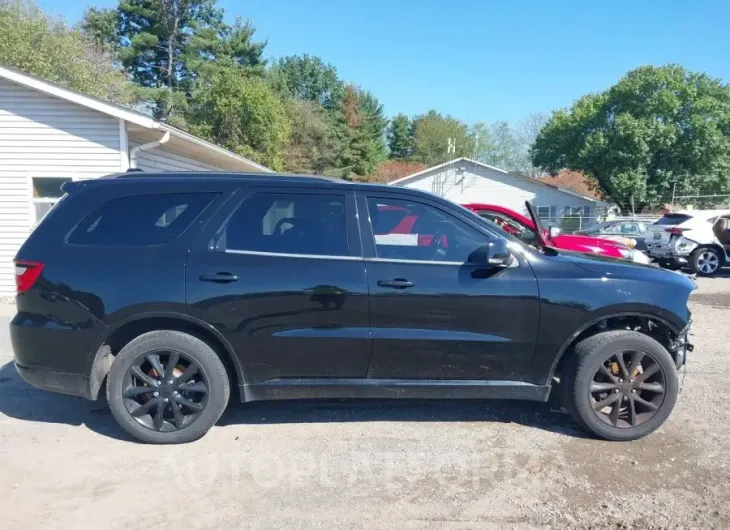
[390, 157, 605, 223]
[0, 65, 271, 295]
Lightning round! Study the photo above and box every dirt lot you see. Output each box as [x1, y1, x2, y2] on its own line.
[1, 276, 730, 529]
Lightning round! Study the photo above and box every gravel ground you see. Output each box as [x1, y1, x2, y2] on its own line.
[1, 276, 729, 529]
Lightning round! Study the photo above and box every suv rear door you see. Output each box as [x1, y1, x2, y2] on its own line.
[186, 185, 371, 386]
[358, 191, 540, 381]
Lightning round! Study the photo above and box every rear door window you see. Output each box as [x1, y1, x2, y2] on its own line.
[216, 193, 349, 256]
[68, 193, 217, 246]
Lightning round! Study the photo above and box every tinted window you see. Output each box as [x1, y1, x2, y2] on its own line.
[218, 193, 348, 256]
[654, 214, 692, 226]
[367, 198, 488, 262]
[68, 193, 216, 246]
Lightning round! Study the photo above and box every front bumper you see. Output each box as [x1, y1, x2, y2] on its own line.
[673, 321, 693, 370]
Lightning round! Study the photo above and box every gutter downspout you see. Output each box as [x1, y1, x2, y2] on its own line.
[129, 131, 171, 169]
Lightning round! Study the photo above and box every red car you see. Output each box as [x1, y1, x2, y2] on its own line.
[462, 203, 634, 260]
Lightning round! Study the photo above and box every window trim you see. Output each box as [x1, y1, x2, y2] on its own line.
[210, 188, 359, 259]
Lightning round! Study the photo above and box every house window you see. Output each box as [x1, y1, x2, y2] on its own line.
[565, 206, 588, 216]
[32, 177, 72, 225]
[536, 206, 557, 221]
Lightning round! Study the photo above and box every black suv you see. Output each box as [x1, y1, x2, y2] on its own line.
[11, 172, 694, 444]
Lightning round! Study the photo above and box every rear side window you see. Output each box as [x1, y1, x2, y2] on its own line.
[216, 193, 349, 256]
[654, 214, 692, 226]
[68, 193, 217, 246]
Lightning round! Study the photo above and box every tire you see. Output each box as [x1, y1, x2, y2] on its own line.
[561, 330, 678, 441]
[106, 330, 230, 444]
[688, 247, 722, 276]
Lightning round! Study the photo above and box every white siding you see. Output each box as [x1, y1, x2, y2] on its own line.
[0, 78, 122, 295]
[129, 140, 223, 172]
[398, 163, 596, 219]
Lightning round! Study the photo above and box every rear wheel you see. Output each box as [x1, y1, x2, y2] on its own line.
[689, 247, 721, 276]
[561, 330, 678, 441]
[106, 330, 230, 444]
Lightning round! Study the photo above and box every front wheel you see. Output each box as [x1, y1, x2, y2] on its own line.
[106, 330, 230, 444]
[561, 330, 678, 441]
[689, 247, 721, 276]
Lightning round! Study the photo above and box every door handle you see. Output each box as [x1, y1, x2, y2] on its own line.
[199, 272, 240, 283]
[377, 278, 414, 289]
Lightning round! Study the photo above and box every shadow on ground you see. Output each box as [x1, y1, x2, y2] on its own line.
[0, 361, 588, 442]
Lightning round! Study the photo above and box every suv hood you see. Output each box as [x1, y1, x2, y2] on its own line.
[552, 247, 695, 289]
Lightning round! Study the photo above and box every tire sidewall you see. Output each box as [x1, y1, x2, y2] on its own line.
[107, 331, 229, 444]
[572, 335, 678, 441]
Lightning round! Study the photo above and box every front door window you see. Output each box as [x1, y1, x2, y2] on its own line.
[367, 197, 488, 263]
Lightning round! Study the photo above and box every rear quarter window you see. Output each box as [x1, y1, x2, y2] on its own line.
[654, 214, 692, 226]
[67, 193, 217, 246]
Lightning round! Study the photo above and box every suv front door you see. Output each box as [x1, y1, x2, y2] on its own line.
[359, 192, 540, 381]
[186, 186, 371, 387]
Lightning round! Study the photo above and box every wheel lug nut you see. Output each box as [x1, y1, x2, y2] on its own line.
[631, 389, 636, 393]
[613, 389, 619, 393]
[618, 379, 623, 383]
[168, 380, 174, 385]
[172, 391, 179, 396]
[153, 391, 159, 397]
[164, 397, 169, 403]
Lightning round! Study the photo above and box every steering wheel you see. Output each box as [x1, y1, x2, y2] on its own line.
[273, 217, 297, 236]
[427, 232, 447, 260]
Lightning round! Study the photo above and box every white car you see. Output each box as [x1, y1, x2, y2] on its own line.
[645, 210, 730, 275]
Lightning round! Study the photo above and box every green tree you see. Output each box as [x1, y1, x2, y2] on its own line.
[283, 99, 340, 174]
[532, 65, 730, 212]
[268, 54, 344, 110]
[0, 0, 132, 102]
[387, 113, 413, 159]
[189, 69, 290, 170]
[335, 85, 387, 177]
[81, 7, 119, 51]
[411, 110, 474, 166]
[112, 0, 265, 123]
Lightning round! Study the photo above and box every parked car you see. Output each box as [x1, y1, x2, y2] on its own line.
[12, 173, 694, 444]
[576, 220, 651, 251]
[645, 210, 730, 276]
[461, 203, 651, 264]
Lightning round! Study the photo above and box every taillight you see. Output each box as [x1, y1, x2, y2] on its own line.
[666, 227, 688, 236]
[15, 261, 44, 293]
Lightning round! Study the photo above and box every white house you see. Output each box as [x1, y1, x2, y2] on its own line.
[390, 157, 606, 224]
[0, 65, 271, 296]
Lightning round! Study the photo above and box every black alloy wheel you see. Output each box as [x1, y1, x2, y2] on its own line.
[561, 330, 679, 441]
[589, 350, 666, 429]
[123, 350, 209, 432]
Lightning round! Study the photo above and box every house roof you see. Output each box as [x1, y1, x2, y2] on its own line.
[537, 170, 604, 201]
[390, 157, 605, 204]
[0, 64, 272, 173]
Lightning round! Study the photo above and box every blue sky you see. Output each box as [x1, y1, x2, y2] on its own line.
[45, 0, 730, 124]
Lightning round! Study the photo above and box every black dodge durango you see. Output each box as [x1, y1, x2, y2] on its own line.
[11, 172, 694, 444]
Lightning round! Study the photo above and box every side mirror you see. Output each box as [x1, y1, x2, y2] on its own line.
[470, 240, 513, 268]
[548, 225, 561, 239]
